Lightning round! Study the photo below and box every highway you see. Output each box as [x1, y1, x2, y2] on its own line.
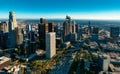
[51, 50, 77, 74]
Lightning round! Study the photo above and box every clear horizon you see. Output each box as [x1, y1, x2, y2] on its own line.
[1, 0, 120, 20]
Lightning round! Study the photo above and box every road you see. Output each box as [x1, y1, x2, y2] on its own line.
[50, 50, 77, 74]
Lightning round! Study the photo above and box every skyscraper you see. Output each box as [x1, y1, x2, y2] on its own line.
[15, 27, 23, 45]
[40, 18, 46, 24]
[38, 18, 55, 50]
[63, 16, 72, 41]
[88, 21, 92, 34]
[7, 11, 17, 48]
[8, 12, 17, 31]
[72, 21, 76, 33]
[38, 18, 48, 50]
[48, 22, 55, 32]
[46, 32, 56, 59]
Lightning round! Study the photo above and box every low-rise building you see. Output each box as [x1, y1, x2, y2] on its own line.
[0, 56, 11, 70]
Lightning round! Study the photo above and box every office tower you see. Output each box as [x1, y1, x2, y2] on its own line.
[0, 22, 8, 33]
[72, 21, 76, 33]
[38, 18, 55, 50]
[110, 27, 119, 38]
[15, 27, 23, 45]
[88, 21, 92, 34]
[63, 16, 72, 41]
[40, 18, 46, 24]
[7, 11, 17, 48]
[46, 32, 56, 59]
[8, 12, 17, 31]
[48, 22, 54, 32]
[38, 19, 48, 50]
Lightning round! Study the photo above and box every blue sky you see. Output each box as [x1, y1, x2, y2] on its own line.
[1, 0, 120, 20]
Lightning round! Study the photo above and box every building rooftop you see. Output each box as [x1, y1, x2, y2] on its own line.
[0, 56, 10, 65]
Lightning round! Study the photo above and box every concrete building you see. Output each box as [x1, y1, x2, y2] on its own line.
[99, 54, 110, 72]
[46, 32, 56, 59]
[40, 18, 46, 24]
[0, 56, 11, 70]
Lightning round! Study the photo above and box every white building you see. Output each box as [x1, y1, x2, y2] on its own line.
[99, 54, 110, 72]
[46, 32, 56, 59]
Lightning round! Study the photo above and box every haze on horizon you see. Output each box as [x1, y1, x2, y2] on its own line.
[1, 0, 120, 20]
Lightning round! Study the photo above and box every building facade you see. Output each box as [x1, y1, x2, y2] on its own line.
[110, 27, 119, 38]
[46, 32, 56, 59]
[63, 16, 72, 41]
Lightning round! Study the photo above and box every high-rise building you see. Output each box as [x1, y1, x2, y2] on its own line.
[38, 18, 55, 50]
[48, 22, 54, 32]
[7, 11, 17, 48]
[110, 27, 119, 38]
[72, 21, 76, 33]
[63, 16, 72, 41]
[0, 22, 8, 33]
[46, 32, 56, 59]
[8, 12, 17, 31]
[38, 23, 48, 50]
[15, 27, 23, 45]
[75, 24, 79, 33]
[40, 18, 46, 24]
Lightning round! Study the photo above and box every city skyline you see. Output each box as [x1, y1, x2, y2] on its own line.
[1, 0, 120, 20]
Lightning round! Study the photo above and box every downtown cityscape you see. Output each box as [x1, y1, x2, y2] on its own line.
[0, 0, 120, 74]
